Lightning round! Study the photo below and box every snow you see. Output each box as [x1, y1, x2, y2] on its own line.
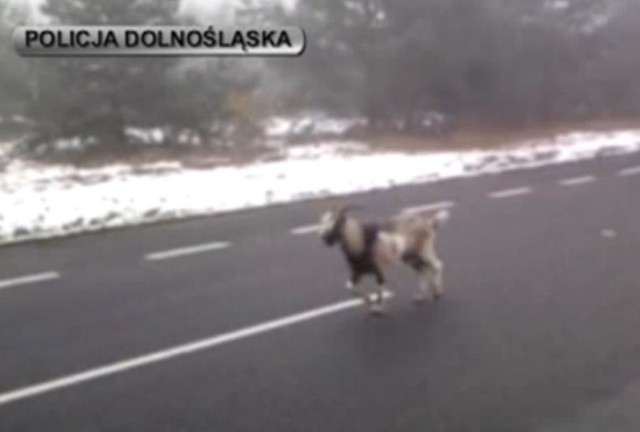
[264, 117, 295, 137]
[0, 141, 15, 159]
[52, 137, 86, 151]
[125, 127, 166, 144]
[1, 129, 640, 246]
[264, 115, 365, 138]
[280, 142, 368, 159]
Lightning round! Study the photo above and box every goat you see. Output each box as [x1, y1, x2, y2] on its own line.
[319, 203, 449, 314]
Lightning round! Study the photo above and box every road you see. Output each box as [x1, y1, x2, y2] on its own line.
[1, 151, 640, 431]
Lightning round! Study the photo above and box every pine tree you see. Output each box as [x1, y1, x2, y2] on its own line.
[29, 0, 185, 154]
[266, 0, 389, 122]
[0, 0, 33, 123]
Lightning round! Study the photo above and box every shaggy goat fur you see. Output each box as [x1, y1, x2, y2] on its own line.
[319, 204, 449, 314]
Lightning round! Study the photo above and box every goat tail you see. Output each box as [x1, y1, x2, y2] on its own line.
[431, 209, 451, 230]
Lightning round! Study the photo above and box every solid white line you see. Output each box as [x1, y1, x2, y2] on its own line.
[145, 242, 230, 261]
[402, 201, 455, 215]
[489, 187, 532, 199]
[0, 291, 393, 407]
[0, 272, 60, 291]
[290, 224, 321, 235]
[618, 166, 640, 177]
[558, 175, 595, 186]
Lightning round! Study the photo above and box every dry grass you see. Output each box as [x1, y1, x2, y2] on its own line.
[370, 118, 640, 153]
[50, 117, 640, 169]
[66, 145, 260, 170]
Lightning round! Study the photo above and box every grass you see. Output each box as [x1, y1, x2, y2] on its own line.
[369, 118, 640, 154]
[8, 118, 640, 170]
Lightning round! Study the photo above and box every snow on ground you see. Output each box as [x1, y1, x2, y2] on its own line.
[1, 129, 640, 246]
[264, 115, 366, 138]
[125, 127, 166, 144]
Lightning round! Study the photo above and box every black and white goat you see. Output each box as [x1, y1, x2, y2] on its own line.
[319, 204, 449, 314]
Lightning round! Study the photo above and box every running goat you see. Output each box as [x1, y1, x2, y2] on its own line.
[319, 203, 449, 315]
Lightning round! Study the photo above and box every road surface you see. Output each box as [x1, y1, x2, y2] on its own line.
[1, 151, 640, 431]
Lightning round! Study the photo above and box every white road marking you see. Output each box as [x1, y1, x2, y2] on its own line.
[291, 224, 321, 236]
[145, 242, 230, 261]
[601, 229, 617, 239]
[0, 291, 393, 407]
[489, 187, 532, 199]
[0, 272, 60, 292]
[401, 201, 455, 215]
[558, 175, 595, 186]
[617, 166, 640, 177]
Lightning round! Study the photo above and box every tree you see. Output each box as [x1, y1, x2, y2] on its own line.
[577, 0, 640, 117]
[27, 0, 237, 156]
[27, 0, 181, 153]
[0, 0, 34, 122]
[266, 0, 389, 123]
[266, 0, 640, 132]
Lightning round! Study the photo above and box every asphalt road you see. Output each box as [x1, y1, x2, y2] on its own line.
[1, 151, 640, 431]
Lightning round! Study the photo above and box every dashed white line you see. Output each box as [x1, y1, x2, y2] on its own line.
[145, 242, 230, 261]
[618, 166, 640, 177]
[0, 272, 60, 292]
[0, 291, 393, 407]
[291, 224, 321, 236]
[601, 229, 617, 239]
[489, 187, 532, 199]
[558, 175, 595, 186]
[401, 201, 456, 215]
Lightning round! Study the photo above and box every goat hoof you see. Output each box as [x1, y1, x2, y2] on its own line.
[433, 292, 443, 302]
